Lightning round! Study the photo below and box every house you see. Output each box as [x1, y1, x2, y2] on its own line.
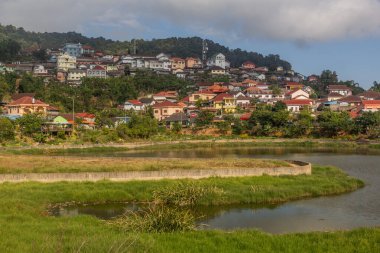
[189, 90, 217, 103]
[87, 65, 107, 78]
[196, 82, 214, 91]
[362, 100, 380, 112]
[207, 84, 229, 93]
[170, 57, 186, 70]
[285, 82, 304, 91]
[358, 91, 380, 100]
[236, 95, 251, 108]
[123, 100, 145, 111]
[57, 53, 76, 72]
[327, 85, 352, 97]
[67, 69, 86, 84]
[63, 43, 82, 57]
[185, 57, 202, 69]
[210, 66, 226, 75]
[284, 100, 313, 112]
[139, 97, 156, 107]
[337, 96, 362, 107]
[58, 113, 96, 129]
[152, 101, 184, 121]
[328, 92, 344, 101]
[276, 66, 284, 72]
[213, 94, 236, 113]
[245, 87, 276, 102]
[308, 75, 319, 82]
[241, 61, 256, 70]
[33, 65, 48, 76]
[286, 89, 310, 100]
[164, 112, 189, 128]
[242, 79, 259, 87]
[82, 45, 95, 56]
[5, 96, 49, 116]
[207, 53, 227, 69]
[152, 91, 178, 102]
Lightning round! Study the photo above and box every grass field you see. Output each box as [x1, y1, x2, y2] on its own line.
[0, 165, 375, 253]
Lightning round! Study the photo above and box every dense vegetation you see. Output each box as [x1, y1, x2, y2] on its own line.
[0, 24, 291, 69]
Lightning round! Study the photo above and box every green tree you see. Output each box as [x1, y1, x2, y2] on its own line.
[195, 111, 214, 127]
[16, 113, 44, 137]
[0, 117, 15, 141]
[316, 110, 353, 137]
[354, 112, 380, 137]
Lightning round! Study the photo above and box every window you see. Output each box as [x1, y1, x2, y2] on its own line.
[154, 110, 159, 113]
[163, 110, 167, 113]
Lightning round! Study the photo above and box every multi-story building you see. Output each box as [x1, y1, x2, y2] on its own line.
[67, 69, 87, 84]
[152, 101, 184, 121]
[87, 65, 107, 78]
[6, 96, 49, 116]
[207, 53, 227, 69]
[327, 85, 353, 97]
[63, 43, 82, 57]
[170, 57, 186, 70]
[57, 53, 77, 72]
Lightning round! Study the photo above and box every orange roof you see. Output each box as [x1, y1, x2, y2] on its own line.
[76, 113, 96, 118]
[7, 96, 48, 106]
[362, 100, 380, 106]
[154, 91, 177, 97]
[127, 100, 144, 106]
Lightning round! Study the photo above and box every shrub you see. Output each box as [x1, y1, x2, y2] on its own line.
[0, 117, 15, 141]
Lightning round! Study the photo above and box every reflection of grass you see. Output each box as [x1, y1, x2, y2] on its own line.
[0, 166, 373, 252]
[0, 155, 290, 174]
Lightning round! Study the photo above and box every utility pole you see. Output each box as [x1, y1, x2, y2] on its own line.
[202, 39, 208, 68]
[72, 97, 75, 133]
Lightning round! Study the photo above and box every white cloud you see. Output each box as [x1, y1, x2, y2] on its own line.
[0, 0, 380, 42]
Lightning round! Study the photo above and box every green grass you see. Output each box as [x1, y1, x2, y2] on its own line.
[0, 165, 374, 252]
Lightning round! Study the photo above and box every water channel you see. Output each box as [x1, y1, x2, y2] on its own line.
[52, 146, 380, 234]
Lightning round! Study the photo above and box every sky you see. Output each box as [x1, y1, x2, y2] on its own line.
[0, 0, 379, 88]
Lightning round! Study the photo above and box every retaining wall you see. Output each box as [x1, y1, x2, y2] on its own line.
[0, 160, 311, 183]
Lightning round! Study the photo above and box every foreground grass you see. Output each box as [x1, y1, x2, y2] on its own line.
[0, 155, 291, 174]
[0, 165, 374, 252]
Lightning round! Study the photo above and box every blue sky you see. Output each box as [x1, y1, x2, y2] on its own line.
[0, 0, 379, 88]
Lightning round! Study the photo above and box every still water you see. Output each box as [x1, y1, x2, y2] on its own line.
[53, 146, 380, 234]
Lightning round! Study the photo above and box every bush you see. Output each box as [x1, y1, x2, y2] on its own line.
[0, 117, 15, 141]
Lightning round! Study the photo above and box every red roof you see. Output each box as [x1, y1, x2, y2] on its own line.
[213, 93, 234, 102]
[92, 65, 105, 70]
[240, 113, 252, 121]
[284, 99, 313, 106]
[7, 96, 48, 106]
[154, 91, 177, 97]
[127, 100, 143, 106]
[76, 113, 96, 119]
[152, 100, 181, 108]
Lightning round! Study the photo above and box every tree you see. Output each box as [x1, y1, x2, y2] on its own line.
[0, 117, 15, 141]
[370, 81, 380, 92]
[195, 111, 214, 127]
[171, 122, 182, 134]
[354, 112, 380, 137]
[316, 110, 353, 137]
[117, 114, 158, 139]
[16, 113, 44, 137]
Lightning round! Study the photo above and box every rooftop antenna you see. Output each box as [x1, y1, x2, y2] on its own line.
[202, 39, 208, 67]
[133, 39, 137, 55]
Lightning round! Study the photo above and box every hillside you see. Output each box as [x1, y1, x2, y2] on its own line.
[0, 24, 291, 70]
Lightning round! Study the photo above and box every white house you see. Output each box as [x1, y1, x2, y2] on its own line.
[286, 89, 310, 100]
[207, 53, 227, 69]
[123, 100, 145, 111]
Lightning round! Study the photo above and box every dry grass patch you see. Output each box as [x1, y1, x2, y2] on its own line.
[0, 155, 291, 174]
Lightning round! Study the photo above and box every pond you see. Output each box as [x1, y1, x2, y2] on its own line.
[52, 146, 380, 234]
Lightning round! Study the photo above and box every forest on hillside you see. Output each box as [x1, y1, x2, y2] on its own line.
[0, 24, 291, 70]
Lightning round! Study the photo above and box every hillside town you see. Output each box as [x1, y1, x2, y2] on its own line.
[0, 42, 380, 136]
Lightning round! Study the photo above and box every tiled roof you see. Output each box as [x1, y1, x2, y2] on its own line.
[127, 100, 143, 106]
[11, 93, 36, 101]
[213, 93, 234, 102]
[7, 96, 48, 106]
[338, 96, 362, 103]
[92, 65, 105, 71]
[328, 92, 344, 97]
[362, 100, 380, 105]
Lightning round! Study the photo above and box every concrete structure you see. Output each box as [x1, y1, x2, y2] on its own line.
[67, 69, 86, 84]
[207, 53, 227, 69]
[87, 65, 107, 78]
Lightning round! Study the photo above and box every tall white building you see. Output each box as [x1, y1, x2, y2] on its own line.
[207, 53, 227, 69]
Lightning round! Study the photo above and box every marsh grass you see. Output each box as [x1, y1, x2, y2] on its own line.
[110, 205, 197, 233]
